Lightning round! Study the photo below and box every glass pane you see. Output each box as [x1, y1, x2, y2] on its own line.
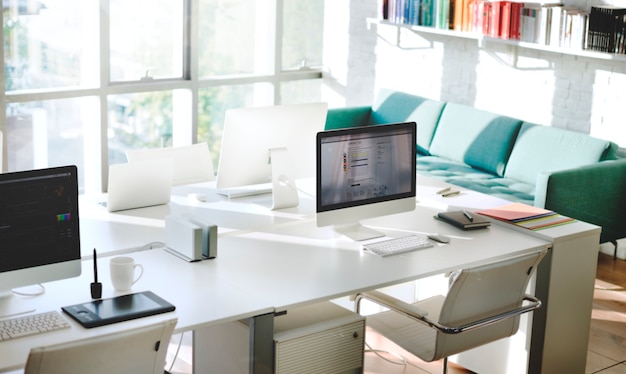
[197, 83, 272, 167]
[3, 0, 99, 91]
[109, 0, 184, 81]
[280, 79, 323, 105]
[5, 98, 96, 190]
[198, 0, 272, 77]
[108, 92, 174, 165]
[282, 0, 324, 70]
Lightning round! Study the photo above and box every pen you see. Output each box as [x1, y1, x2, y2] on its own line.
[463, 210, 474, 221]
[93, 248, 98, 282]
[91, 248, 102, 299]
[437, 187, 451, 195]
[442, 190, 460, 197]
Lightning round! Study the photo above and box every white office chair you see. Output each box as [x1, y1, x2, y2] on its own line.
[126, 142, 215, 185]
[355, 250, 547, 374]
[22, 318, 177, 374]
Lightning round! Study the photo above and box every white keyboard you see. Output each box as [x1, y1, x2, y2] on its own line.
[0, 310, 71, 341]
[363, 235, 434, 257]
[216, 183, 273, 198]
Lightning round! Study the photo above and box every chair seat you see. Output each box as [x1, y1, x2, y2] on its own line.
[366, 295, 444, 362]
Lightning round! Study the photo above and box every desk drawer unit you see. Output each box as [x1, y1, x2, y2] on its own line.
[194, 301, 365, 374]
[274, 302, 365, 374]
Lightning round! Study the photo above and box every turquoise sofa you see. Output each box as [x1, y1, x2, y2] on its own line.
[324, 89, 626, 246]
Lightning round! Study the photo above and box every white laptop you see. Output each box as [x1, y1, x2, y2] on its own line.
[105, 159, 174, 212]
[126, 142, 215, 186]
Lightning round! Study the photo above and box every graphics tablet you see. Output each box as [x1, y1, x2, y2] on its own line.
[62, 291, 176, 328]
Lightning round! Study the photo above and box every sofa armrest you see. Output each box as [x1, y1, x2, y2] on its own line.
[535, 159, 626, 243]
[324, 106, 372, 130]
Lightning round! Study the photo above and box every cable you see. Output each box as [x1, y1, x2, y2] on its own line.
[11, 284, 46, 297]
[364, 341, 423, 371]
[167, 331, 185, 373]
[139, 241, 166, 252]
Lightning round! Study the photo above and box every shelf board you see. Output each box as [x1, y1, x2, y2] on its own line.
[368, 18, 626, 62]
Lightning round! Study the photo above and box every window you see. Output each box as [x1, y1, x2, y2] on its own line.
[109, 0, 184, 81]
[1, 0, 324, 193]
[4, 0, 99, 91]
[198, 0, 271, 77]
[5, 97, 99, 189]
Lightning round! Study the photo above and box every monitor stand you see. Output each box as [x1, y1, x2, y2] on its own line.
[334, 223, 385, 241]
[269, 147, 299, 210]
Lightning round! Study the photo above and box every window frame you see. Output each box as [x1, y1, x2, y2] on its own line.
[0, 0, 323, 193]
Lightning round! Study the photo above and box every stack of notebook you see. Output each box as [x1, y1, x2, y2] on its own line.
[476, 203, 576, 231]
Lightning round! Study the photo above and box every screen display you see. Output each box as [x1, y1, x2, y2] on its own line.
[0, 166, 80, 273]
[316, 122, 416, 213]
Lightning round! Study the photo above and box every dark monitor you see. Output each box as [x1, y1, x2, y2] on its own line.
[0, 165, 81, 317]
[316, 122, 417, 240]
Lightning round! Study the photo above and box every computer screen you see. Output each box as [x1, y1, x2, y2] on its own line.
[316, 122, 417, 241]
[0, 165, 81, 317]
[216, 102, 328, 189]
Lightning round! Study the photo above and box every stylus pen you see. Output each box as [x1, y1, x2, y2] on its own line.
[463, 210, 474, 221]
[93, 248, 98, 283]
[91, 248, 102, 299]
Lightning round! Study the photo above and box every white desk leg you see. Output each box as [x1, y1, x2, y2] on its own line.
[529, 233, 599, 373]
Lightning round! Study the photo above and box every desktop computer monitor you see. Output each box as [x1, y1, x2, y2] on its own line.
[316, 122, 417, 241]
[216, 102, 328, 189]
[0, 165, 82, 317]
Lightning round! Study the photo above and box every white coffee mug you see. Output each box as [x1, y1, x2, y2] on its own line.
[109, 256, 144, 292]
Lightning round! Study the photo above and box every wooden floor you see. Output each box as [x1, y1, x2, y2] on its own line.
[586, 253, 626, 373]
[168, 253, 626, 374]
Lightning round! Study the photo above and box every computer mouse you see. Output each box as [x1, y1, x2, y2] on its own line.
[188, 193, 207, 202]
[428, 234, 451, 243]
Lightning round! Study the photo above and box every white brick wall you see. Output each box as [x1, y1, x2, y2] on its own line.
[322, 1, 626, 151]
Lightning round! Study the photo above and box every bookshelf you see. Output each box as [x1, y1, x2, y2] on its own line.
[367, 18, 626, 63]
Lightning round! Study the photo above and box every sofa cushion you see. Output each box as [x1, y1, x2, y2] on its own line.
[416, 156, 535, 205]
[504, 123, 616, 185]
[428, 103, 522, 177]
[370, 89, 445, 155]
[324, 106, 371, 130]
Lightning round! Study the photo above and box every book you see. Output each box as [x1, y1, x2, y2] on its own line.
[436, 210, 491, 230]
[477, 202, 552, 221]
[512, 213, 575, 230]
[499, 1, 511, 39]
[509, 2, 523, 40]
[476, 202, 576, 231]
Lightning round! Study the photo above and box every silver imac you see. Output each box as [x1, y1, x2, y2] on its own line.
[316, 122, 417, 241]
[216, 102, 328, 190]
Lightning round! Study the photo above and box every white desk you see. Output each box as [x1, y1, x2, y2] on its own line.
[0, 249, 272, 372]
[2, 177, 600, 374]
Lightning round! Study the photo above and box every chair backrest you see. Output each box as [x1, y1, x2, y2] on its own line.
[126, 142, 215, 185]
[435, 250, 546, 358]
[24, 318, 177, 374]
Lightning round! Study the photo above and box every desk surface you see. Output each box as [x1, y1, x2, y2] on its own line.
[0, 248, 272, 372]
[78, 175, 595, 256]
[2, 176, 599, 373]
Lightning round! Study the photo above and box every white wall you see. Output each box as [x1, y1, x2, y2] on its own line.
[322, 0, 626, 150]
